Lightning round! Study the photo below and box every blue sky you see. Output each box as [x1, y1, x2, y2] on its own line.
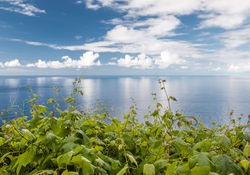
[0, 0, 250, 75]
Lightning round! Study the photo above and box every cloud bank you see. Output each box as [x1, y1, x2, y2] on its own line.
[26, 51, 101, 69]
[2, 0, 250, 73]
[0, 59, 21, 68]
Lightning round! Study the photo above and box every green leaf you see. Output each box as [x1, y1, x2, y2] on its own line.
[47, 98, 54, 104]
[37, 105, 48, 113]
[61, 142, 79, 153]
[126, 153, 138, 167]
[154, 159, 168, 172]
[22, 129, 36, 140]
[72, 154, 95, 175]
[189, 152, 211, 169]
[209, 173, 219, 175]
[215, 135, 231, 150]
[0, 153, 10, 164]
[57, 151, 74, 168]
[169, 96, 177, 102]
[243, 144, 250, 158]
[34, 170, 54, 175]
[166, 162, 177, 175]
[62, 170, 79, 175]
[191, 166, 210, 175]
[174, 138, 191, 156]
[0, 137, 5, 146]
[240, 160, 250, 171]
[95, 167, 108, 175]
[41, 132, 59, 145]
[117, 164, 128, 175]
[96, 157, 111, 171]
[157, 103, 163, 108]
[73, 145, 84, 154]
[98, 153, 121, 172]
[212, 154, 242, 175]
[192, 139, 211, 152]
[143, 164, 155, 175]
[13, 147, 36, 175]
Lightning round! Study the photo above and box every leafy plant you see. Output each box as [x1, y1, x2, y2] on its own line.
[0, 78, 249, 175]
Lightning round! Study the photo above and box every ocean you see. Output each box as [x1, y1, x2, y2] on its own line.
[0, 75, 249, 125]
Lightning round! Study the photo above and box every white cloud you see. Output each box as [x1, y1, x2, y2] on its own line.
[85, 0, 202, 16]
[9, 36, 201, 57]
[106, 15, 181, 37]
[26, 51, 101, 69]
[0, 0, 46, 16]
[155, 51, 185, 68]
[180, 66, 188, 69]
[200, 0, 250, 29]
[199, 14, 245, 29]
[214, 67, 222, 71]
[75, 0, 84, 4]
[105, 25, 146, 43]
[0, 59, 21, 68]
[4, 59, 21, 67]
[4, 0, 250, 73]
[84, 0, 250, 29]
[202, 48, 250, 64]
[9, 38, 120, 52]
[116, 53, 154, 69]
[110, 51, 186, 69]
[217, 25, 250, 48]
[85, 0, 101, 10]
[228, 63, 250, 72]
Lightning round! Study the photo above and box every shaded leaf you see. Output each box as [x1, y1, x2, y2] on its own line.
[143, 164, 155, 175]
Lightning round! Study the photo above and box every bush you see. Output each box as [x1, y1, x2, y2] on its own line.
[0, 79, 249, 175]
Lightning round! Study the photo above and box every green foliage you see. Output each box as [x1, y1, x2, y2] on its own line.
[0, 78, 249, 175]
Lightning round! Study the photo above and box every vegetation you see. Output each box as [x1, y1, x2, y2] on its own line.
[0, 78, 249, 175]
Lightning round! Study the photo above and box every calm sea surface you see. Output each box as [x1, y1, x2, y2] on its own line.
[0, 75, 249, 125]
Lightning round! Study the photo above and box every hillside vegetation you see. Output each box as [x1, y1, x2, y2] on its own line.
[0, 79, 249, 175]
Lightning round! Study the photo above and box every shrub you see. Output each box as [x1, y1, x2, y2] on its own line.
[0, 79, 249, 175]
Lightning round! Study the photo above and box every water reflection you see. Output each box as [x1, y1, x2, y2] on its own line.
[5, 78, 19, 88]
[0, 76, 249, 125]
[81, 79, 100, 107]
[36, 77, 46, 85]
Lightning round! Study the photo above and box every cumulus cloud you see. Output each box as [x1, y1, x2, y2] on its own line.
[155, 51, 186, 68]
[1, 52, 186, 70]
[116, 53, 154, 69]
[228, 63, 250, 72]
[26, 51, 101, 69]
[0, 59, 21, 68]
[1, 52, 101, 70]
[4, 59, 21, 67]
[110, 51, 186, 69]
[0, 0, 46, 16]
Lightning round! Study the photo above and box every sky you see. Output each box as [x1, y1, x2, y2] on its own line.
[0, 0, 250, 75]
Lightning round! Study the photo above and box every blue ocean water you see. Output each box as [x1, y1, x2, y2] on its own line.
[0, 75, 249, 124]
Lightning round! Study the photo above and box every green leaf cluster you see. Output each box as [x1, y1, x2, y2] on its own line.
[0, 78, 249, 175]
